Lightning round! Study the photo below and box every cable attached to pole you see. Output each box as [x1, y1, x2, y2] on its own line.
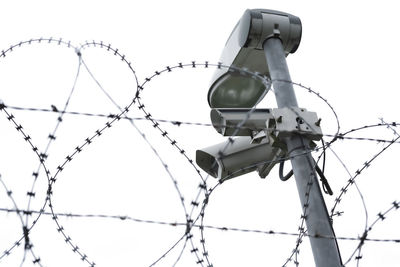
[279, 160, 293, 181]
[315, 163, 333, 195]
[279, 159, 333, 195]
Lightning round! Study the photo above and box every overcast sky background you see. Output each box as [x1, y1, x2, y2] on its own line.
[0, 1, 399, 267]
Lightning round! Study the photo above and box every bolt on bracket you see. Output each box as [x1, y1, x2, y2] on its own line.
[267, 107, 323, 141]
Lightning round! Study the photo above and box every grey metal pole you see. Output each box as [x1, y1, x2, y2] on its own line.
[263, 37, 343, 267]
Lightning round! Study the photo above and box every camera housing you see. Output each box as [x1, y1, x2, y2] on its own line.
[208, 9, 302, 108]
[196, 135, 283, 181]
[210, 108, 273, 136]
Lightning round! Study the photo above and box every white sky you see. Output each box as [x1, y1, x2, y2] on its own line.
[0, 1, 399, 267]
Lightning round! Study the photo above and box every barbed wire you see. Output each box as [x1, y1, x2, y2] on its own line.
[2, 104, 399, 145]
[79, 52, 202, 267]
[0, 38, 139, 266]
[0, 206, 399, 244]
[0, 174, 44, 267]
[344, 200, 400, 266]
[0, 105, 54, 265]
[0, 37, 399, 267]
[330, 135, 400, 219]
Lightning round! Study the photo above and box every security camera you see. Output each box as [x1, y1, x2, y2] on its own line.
[196, 135, 283, 181]
[197, 9, 302, 181]
[208, 9, 302, 108]
[210, 108, 273, 136]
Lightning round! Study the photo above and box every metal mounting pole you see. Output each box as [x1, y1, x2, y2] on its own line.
[263, 37, 343, 267]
